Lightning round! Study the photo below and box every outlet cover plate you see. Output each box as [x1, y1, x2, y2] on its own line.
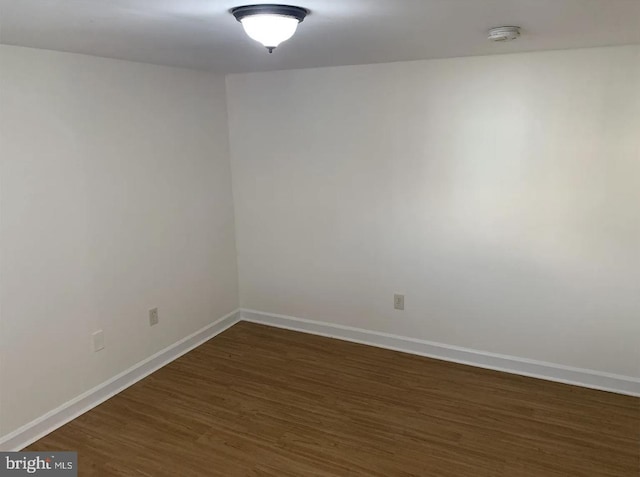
[92, 330, 105, 352]
[149, 308, 159, 326]
[394, 294, 405, 311]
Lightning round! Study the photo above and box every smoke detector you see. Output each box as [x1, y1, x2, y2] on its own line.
[488, 26, 521, 42]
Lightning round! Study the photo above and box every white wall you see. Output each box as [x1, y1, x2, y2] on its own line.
[227, 45, 640, 378]
[1, 44, 638, 439]
[0, 45, 239, 437]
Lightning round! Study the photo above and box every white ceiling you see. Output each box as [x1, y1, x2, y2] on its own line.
[1, 0, 639, 73]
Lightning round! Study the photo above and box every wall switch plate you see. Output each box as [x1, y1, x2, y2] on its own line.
[394, 294, 405, 311]
[149, 308, 159, 326]
[92, 330, 105, 352]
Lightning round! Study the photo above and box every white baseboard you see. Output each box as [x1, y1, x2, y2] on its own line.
[240, 309, 640, 397]
[3, 307, 636, 452]
[0, 309, 241, 451]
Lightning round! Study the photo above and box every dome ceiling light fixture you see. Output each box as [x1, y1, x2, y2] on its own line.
[488, 26, 521, 42]
[231, 4, 309, 53]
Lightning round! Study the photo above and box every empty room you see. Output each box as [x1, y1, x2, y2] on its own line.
[0, 0, 638, 475]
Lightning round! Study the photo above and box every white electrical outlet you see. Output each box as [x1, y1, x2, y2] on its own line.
[149, 308, 159, 326]
[394, 294, 405, 311]
[92, 330, 105, 352]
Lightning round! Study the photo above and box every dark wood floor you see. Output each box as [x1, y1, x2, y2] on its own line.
[28, 321, 639, 476]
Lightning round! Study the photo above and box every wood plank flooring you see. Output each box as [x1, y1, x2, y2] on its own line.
[27, 321, 639, 476]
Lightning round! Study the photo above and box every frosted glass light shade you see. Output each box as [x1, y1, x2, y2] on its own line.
[231, 5, 308, 53]
[240, 14, 300, 50]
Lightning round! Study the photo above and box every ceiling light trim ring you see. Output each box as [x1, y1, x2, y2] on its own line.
[231, 4, 309, 23]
